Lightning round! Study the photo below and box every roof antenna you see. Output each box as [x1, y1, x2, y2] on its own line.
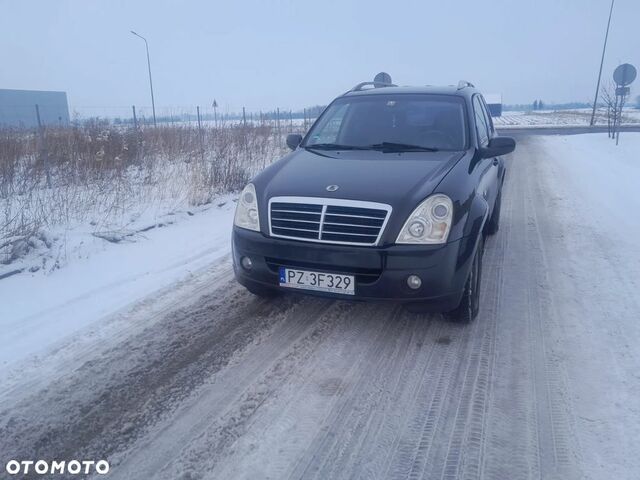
[374, 72, 392, 87]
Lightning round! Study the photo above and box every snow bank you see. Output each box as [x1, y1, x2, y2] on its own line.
[0, 196, 236, 368]
[538, 132, 640, 239]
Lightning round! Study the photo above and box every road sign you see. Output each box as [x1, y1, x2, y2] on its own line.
[613, 63, 637, 86]
[612, 64, 635, 146]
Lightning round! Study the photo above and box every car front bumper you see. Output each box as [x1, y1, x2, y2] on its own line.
[232, 227, 477, 312]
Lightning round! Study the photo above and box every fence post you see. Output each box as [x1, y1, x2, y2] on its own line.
[242, 106, 247, 128]
[276, 107, 281, 146]
[35, 104, 52, 188]
[197, 106, 204, 161]
[132, 105, 142, 163]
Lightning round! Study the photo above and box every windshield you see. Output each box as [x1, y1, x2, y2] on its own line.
[304, 94, 468, 151]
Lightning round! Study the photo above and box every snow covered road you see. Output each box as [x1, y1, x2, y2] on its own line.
[1, 134, 639, 479]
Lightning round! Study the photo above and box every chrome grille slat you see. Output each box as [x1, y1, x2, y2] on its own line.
[271, 214, 321, 224]
[273, 226, 319, 233]
[271, 202, 322, 210]
[271, 209, 321, 214]
[322, 230, 378, 237]
[272, 221, 321, 230]
[326, 206, 386, 218]
[321, 212, 384, 220]
[269, 197, 392, 246]
[323, 221, 383, 228]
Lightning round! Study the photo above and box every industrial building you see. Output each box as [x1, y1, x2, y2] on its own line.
[0, 89, 70, 128]
[484, 93, 503, 117]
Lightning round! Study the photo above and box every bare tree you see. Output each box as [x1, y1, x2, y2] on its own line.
[600, 80, 617, 137]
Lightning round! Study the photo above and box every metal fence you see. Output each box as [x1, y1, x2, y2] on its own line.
[51, 105, 322, 131]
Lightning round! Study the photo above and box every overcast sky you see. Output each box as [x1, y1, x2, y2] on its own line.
[1, 0, 638, 116]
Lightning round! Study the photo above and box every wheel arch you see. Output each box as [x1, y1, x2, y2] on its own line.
[453, 193, 488, 276]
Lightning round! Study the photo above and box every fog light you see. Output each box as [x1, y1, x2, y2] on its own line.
[407, 274, 422, 290]
[241, 256, 253, 270]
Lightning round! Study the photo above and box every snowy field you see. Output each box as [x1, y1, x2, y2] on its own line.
[1, 132, 639, 479]
[495, 107, 640, 127]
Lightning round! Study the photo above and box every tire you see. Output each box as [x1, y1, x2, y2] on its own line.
[445, 235, 484, 323]
[486, 190, 502, 235]
[245, 284, 280, 299]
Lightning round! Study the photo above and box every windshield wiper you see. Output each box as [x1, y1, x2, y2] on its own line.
[368, 142, 439, 152]
[304, 143, 372, 151]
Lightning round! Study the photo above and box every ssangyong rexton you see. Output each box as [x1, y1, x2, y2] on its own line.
[232, 77, 515, 321]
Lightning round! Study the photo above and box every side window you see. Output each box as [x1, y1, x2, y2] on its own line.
[479, 97, 494, 135]
[473, 96, 489, 146]
[309, 103, 348, 144]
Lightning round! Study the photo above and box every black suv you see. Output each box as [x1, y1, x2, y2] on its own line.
[232, 77, 515, 321]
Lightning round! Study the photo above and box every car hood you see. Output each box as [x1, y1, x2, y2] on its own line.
[255, 148, 465, 207]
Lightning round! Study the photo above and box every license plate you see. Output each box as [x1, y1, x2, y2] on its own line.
[279, 267, 355, 295]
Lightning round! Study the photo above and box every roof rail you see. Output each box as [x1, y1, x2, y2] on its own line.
[457, 80, 475, 90]
[350, 81, 397, 92]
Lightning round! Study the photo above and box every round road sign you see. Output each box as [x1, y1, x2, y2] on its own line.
[613, 63, 637, 86]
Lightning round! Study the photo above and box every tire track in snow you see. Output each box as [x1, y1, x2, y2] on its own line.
[112, 298, 345, 479]
[290, 308, 433, 480]
[480, 138, 582, 480]
[0, 258, 234, 405]
[524, 153, 583, 479]
[0, 269, 302, 467]
[480, 145, 543, 480]
[378, 318, 470, 480]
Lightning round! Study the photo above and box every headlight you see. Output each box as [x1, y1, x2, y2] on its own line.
[396, 194, 453, 244]
[234, 183, 260, 231]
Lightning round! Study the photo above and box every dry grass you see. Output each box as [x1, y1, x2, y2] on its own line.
[0, 120, 290, 263]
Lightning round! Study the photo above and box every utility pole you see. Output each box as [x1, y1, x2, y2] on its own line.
[590, 0, 615, 126]
[131, 30, 157, 127]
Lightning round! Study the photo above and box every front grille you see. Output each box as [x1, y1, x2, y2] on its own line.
[269, 197, 391, 246]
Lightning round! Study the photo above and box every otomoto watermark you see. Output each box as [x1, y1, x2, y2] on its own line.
[5, 460, 109, 475]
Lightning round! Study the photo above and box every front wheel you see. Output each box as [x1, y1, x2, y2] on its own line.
[445, 235, 484, 323]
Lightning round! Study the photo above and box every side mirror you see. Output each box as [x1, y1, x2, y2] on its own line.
[286, 134, 303, 151]
[480, 136, 515, 158]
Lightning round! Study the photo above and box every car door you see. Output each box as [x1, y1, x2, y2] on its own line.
[472, 95, 500, 215]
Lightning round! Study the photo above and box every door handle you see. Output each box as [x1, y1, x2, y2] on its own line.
[492, 158, 499, 166]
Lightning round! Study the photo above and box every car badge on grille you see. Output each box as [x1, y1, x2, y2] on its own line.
[326, 185, 339, 192]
